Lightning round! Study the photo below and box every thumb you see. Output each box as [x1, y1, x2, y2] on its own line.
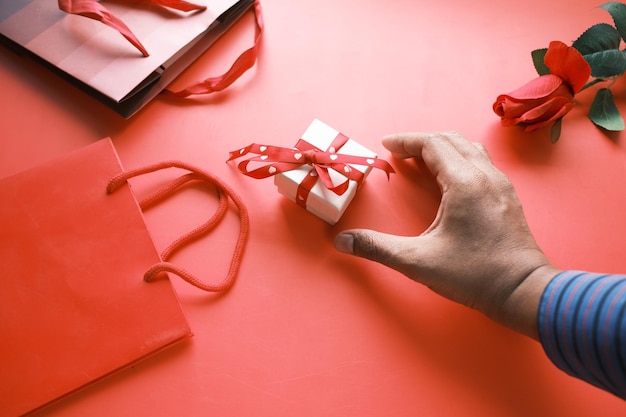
[334, 229, 417, 272]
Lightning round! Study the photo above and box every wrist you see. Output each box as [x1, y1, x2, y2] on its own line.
[498, 264, 561, 340]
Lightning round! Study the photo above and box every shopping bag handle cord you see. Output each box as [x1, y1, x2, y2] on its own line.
[107, 160, 249, 292]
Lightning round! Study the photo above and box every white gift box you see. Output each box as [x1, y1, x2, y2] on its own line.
[274, 119, 377, 225]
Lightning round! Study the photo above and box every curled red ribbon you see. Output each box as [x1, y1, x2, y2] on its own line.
[228, 133, 394, 207]
[57, 0, 208, 57]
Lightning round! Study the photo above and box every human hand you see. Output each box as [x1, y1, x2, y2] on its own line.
[334, 132, 561, 339]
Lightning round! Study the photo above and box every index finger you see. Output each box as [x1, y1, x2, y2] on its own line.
[382, 132, 431, 159]
[383, 131, 491, 161]
[382, 132, 481, 186]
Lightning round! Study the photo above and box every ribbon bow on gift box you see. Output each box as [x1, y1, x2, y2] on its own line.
[228, 133, 394, 208]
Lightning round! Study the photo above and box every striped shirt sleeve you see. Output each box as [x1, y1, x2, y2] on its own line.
[538, 270, 626, 399]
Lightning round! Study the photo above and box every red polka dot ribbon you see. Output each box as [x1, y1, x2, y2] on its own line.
[228, 134, 394, 207]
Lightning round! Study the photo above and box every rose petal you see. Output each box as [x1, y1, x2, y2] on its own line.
[518, 96, 572, 124]
[544, 40, 591, 93]
[501, 74, 565, 100]
[494, 96, 542, 118]
[524, 102, 574, 131]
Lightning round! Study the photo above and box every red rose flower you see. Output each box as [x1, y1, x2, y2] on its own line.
[493, 41, 591, 131]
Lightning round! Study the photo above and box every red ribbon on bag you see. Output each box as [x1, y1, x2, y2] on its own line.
[228, 133, 395, 208]
[57, 0, 264, 96]
[164, 0, 264, 96]
[57, 0, 208, 57]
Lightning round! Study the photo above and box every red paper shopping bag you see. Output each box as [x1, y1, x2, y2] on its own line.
[0, 139, 248, 416]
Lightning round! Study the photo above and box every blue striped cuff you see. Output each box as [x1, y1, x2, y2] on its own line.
[538, 270, 626, 399]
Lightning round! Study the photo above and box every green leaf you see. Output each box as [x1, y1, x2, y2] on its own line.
[550, 118, 562, 143]
[584, 49, 626, 78]
[588, 88, 625, 130]
[531, 48, 550, 75]
[599, 2, 626, 43]
[572, 23, 621, 55]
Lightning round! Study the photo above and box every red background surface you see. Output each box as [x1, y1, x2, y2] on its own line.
[2, 0, 626, 415]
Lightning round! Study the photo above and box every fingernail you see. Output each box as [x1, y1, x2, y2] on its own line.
[334, 233, 354, 254]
